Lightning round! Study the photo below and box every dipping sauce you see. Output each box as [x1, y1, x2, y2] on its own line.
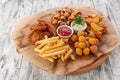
[56, 25, 74, 39]
[71, 21, 87, 31]
[58, 27, 72, 36]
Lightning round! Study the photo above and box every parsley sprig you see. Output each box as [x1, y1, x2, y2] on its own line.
[75, 16, 85, 26]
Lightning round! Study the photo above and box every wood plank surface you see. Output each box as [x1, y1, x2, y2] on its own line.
[0, 0, 120, 80]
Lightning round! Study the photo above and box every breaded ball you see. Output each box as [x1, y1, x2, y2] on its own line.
[64, 12, 70, 17]
[83, 47, 90, 55]
[74, 42, 79, 47]
[89, 38, 97, 45]
[77, 31, 85, 36]
[78, 42, 86, 48]
[90, 45, 98, 54]
[76, 48, 82, 56]
[52, 19, 58, 25]
[78, 36, 86, 42]
[71, 34, 78, 42]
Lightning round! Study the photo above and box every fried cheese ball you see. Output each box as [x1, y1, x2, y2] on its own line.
[71, 34, 78, 42]
[78, 36, 86, 42]
[90, 45, 98, 54]
[78, 42, 86, 49]
[72, 28, 101, 56]
[83, 47, 90, 55]
[88, 38, 97, 45]
[77, 31, 85, 36]
[74, 42, 79, 47]
[76, 48, 82, 56]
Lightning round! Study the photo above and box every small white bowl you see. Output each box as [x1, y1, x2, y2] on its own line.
[71, 21, 87, 31]
[56, 25, 74, 39]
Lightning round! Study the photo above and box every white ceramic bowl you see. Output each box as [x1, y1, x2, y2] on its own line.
[56, 25, 74, 39]
[71, 21, 87, 31]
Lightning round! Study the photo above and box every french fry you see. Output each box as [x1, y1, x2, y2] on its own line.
[37, 54, 54, 62]
[52, 56, 58, 59]
[35, 36, 75, 62]
[45, 57, 54, 62]
[36, 43, 46, 49]
[36, 44, 51, 54]
[70, 54, 75, 60]
[45, 35, 48, 39]
[57, 55, 61, 58]
[35, 37, 59, 45]
[36, 40, 58, 47]
[42, 49, 66, 57]
[61, 54, 64, 61]
[34, 48, 41, 53]
[35, 44, 48, 54]
[62, 39, 68, 42]
[44, 42, 65, 51]
[64, 49, 73, 60]
[44, 45, 68, 53]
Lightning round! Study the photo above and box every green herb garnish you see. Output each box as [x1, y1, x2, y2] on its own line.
[75, 16, 85, 25]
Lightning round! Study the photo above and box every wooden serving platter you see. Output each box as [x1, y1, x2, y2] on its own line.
[12, 5, 120, 75]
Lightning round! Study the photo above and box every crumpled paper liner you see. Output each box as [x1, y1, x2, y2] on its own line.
[12, 5, 120, 75]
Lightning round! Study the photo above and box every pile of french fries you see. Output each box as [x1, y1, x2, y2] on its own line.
[35, 36, 75, 62]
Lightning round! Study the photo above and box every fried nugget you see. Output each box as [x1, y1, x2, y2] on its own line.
[30, 23, 47, 31]
[28, 19, 56, 43]
[28, 30, 50, 43]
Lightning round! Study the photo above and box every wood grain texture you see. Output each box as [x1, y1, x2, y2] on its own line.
[0, 0, 120, 80]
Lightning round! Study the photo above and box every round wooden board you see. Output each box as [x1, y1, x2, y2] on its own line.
[12, 5, 119, 75]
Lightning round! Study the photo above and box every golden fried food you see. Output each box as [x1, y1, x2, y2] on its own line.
[90, 45, 98, 54]
[78, 36, 86, 42]
[75, 48, 82, 56]
[28, 19, 56, 43]
[83, 47, 90, 55]
[42, 49, 66, 57]
[70, 54, 75, 60]
[94, 30, 102, 36]
[38, 19, 56, 36]
[30, 24, 47, 31]
[77, 31, 85, 36]
[84, 14, 107, 39]
[64, 11, 70, 17]
[71, 29, 101, 56]
[74, 42, 79, 47]
[64, 49, 73, 60]
[88, 38, 97, 45]
[28, 31, 50, 43]
[35, 36, 75, 62]
[71, 34, 78, 42]
[51, 8, 81, 27]
[91, 22, 103, 31]
[78, 42, 86, 49]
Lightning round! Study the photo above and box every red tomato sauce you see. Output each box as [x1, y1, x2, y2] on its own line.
[58, 27, 72, 36]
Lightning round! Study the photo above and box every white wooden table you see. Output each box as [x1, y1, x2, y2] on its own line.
[0, 0, 120, 80]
